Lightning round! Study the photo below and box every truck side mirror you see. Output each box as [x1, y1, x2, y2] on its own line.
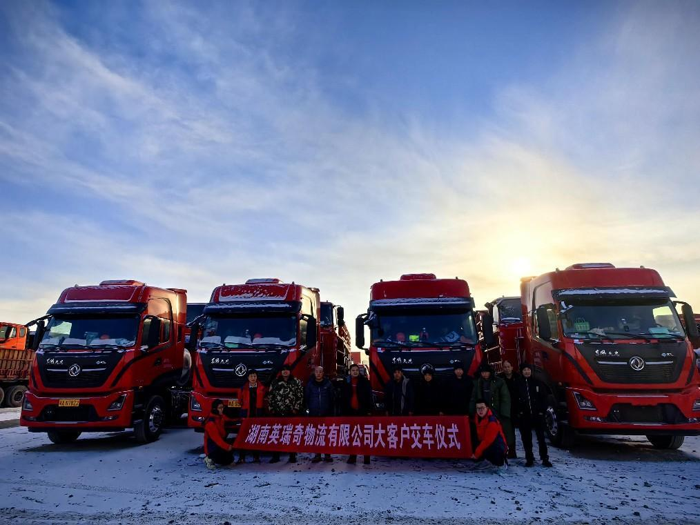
[337, 306, 345, 327]
[536, 307, 552, 340]
[682, 303, 699, 339]
[355, 315, 365, 349]
[31, 320, 45, 351]
[144, 316, 161, 349]
[481, 313, 495, 347]
[187, 323, 200, 352]
[306, 316, 317, 348]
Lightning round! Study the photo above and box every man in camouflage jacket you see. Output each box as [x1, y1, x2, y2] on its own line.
[268, 364, 303, 463]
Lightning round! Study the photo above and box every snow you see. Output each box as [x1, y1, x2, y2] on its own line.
[0, 424, 698, 524]
[0, 408, 20, 422]
[205, 302, 293, 310]
[556, 288, 671, 297]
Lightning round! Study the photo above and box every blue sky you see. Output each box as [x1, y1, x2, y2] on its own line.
[1, 1, 699, 323]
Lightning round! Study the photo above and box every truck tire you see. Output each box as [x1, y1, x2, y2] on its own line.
[5, 385, 27, 408]
[0, 387, 5, 407]
[47, 430, 82, 444]
[134, 395, 165, 443]
[647, 435, 684, 450]
[544, 396, 575, 449]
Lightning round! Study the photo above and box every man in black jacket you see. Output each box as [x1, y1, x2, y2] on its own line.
[384, 366, 415, 416]
[497, 360, 520, 459]
[305, 366, 335, 463]
[415, 366, 443, 416]
[342, 363, 373, 464]
[443, 361, 472, 415]
[516, 363, 552, 467]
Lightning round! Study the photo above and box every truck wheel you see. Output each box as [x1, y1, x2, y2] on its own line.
[647, 435, 684, 450]
[544, 398, 575, 449]
[47, 430, 82, 444]
[0, 387, 5, 407]
[5, 385, 27, 408]
[134, 395, 165, 443]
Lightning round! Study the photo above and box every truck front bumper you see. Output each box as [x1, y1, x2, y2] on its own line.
[20, 390, 135, 432]
[187, 390, 242, 432]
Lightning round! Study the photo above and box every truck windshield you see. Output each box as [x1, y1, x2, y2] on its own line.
[0, 325, 17, 340]
[320, 303, 333, 327]
[561, 301, 685, 339]
[186, 304, 206, 324]
[371, 309, 476, 347]
[200, 315, 297, 348]
[39, 315, 140, 348]
[498, 299, 522, 321]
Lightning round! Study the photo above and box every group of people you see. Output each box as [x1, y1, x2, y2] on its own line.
[203, 359, 553, 471]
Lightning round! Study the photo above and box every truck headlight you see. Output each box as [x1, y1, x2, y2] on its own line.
[108, 394, 127, 411]
[23, 397, 34, 412]
[573, 392, 597, 411]
[190, 395, 202, 412]
[693, 399, 700, 412]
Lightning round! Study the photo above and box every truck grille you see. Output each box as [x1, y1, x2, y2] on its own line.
[605, 403, 687, 424]
[199, 350, 285, 388]
[37, 350, 122, 389]
[575, 343, 686, 385]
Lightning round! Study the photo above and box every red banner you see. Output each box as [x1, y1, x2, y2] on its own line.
[233, 416, 472, 458]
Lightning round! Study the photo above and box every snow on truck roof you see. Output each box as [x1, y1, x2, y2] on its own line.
[528, 264, 666, 292]
[212, 282, 310, 303]
[59, 282, 183, 304]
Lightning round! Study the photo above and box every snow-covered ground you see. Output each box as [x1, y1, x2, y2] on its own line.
[0, 425, 698, 524]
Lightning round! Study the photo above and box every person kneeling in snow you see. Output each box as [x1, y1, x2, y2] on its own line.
[204, 399, 235, 469]
[471, 400, 508, 468]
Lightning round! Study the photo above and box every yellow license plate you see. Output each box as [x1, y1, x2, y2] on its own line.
[58, 399, 80, 407]
[227, 399, 240, 408]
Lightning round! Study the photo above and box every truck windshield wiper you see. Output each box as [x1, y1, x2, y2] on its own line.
[603, 331, 655, 341]
[38, 343, 63, 350]
[200, 342, 225, 349]
[89, 344, 129, 350]
[640, 332, 685, 341]
[376, 340, 411, 349]
[249, 343, 288, 350]
[569, 331, 615, 342]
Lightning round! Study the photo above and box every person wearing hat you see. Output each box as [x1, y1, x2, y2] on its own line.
[516, 363, 552, 467]
[268, 364, 304, 464]
[384, 365, 415, 416]
[415, 365, 444, 416]
[470, 362, 512, 451]
[237, 369, 267, 464]
[443, 361, 473, 416]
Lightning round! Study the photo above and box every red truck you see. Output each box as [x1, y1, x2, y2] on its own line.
[187, 279, 324, 430]
[355, 273, 483, 409]
[482, 297, 526, 372]
[0, 322, 33, 407]
[514, 263, 700, 449]
[21, 280, 191, 444]
[320, 301, 352, 379]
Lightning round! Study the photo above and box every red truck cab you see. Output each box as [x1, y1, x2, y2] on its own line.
[0, 322, 32, 407]
[320, 301, 352, 379]
[520, 263, 700, 449]
[21, 280, 190, 444]
[482, 297, 525, 372]
[187, 279, 321, 430]
[355, 274, 482, 410]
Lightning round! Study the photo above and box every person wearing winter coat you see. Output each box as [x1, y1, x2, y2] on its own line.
[471, 400, 508, 467]
[237, 369, 267, 464]
[203, 399, 235, 469]
[443, 361, 473, 415]
[305, 366, 336, 463]
[341, 363, 373, 464]
[414, 366, 444, 416]
[497, 360, 520, 459]
[516, 363, 552, 467]
[268, 364, 304, 464]
[384, 366, 415, 416]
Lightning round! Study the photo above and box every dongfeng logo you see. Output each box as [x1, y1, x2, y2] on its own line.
[234, 363, 248, 377]
[68, 364, 82, 377]
[628, 356, 645, 371]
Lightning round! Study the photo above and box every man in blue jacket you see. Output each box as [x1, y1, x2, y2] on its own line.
[305, 365, 335, 463]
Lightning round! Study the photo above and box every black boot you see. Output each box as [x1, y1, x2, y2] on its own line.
[363, 456, 371, 465]
[347, 455, 357, 464]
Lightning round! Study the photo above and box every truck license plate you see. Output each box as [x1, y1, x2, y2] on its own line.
[227, 399, 240, 408]
[58, 399, 80, 407]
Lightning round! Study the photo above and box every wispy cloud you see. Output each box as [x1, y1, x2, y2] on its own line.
[0, 1, 698, 324]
